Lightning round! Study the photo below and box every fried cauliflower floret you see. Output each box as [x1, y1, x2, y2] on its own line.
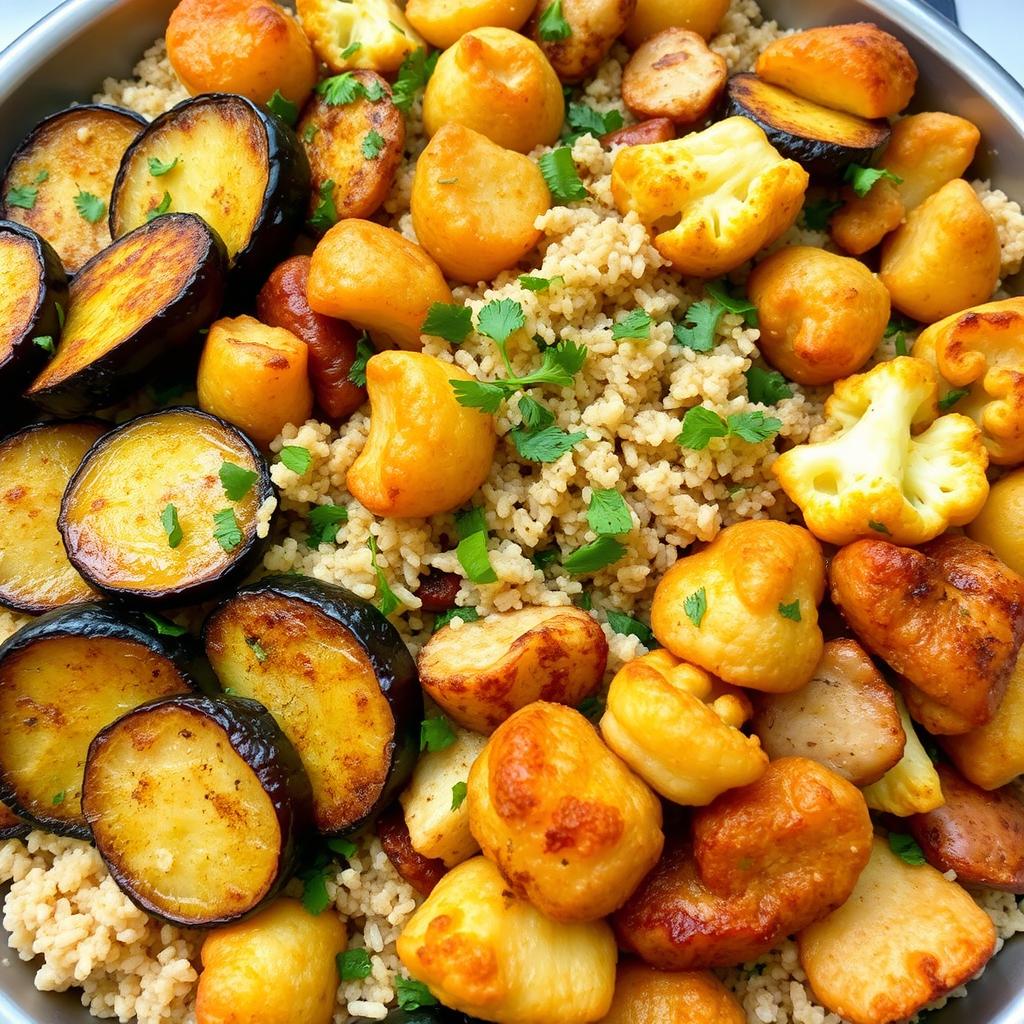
[599, 649, 768, 806]
[798, 837, 996, 1024]
[650, 520, 825, 693]
[610, 117, 809, 278]
[913, 297, 1024, 466]
[296, 0, 423, 73]
[772, 356, 990, 546]
[397, 856, 617, 1024]
[598, 961, 745, 1024]
[467, 702, 664, 923]
[830, 535, 1024, 735]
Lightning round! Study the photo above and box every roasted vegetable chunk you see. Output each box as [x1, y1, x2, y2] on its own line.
[966, 466, 1024, 576]
[528, 0, 636, 83]
[297, 0, 424, 73]
[377, 805, 448, 895]
[798, 837, 996, 1024]
[830, 535, 1024, 735]
[406, 0, 535, 49]
[623, 0, 729, 46]
[599, 961, 744, 1024]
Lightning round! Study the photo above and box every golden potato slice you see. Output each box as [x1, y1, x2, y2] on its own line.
[418, 606, 607, 733]
[798, 837, 996, 1024]
[622, 28, 727, 126]
[528, 0, 636, 83]
[397, 856, 617, 1024]
[411, 123, 549, 284]
[599, 961, 744, 1024]
[298, 72, 404, 227]
[468, 702, 664, 923]
[756, 23, 917, 119]
[752, 640, 905, 787]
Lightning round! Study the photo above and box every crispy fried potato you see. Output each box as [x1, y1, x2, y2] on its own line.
[798, 837, 996, 1024]
[418, 606, 607, 733]
[756, 23, 917, 119]
[397, 856, 617, 1024]
[598, 961, 745, 1024]
[602, 118, 675, 148]
[621, 28, 727, 126]
[405, 0, 536, 49]
[468, 702, 664, 923]
[909, 764, 1024, 892]
[623, 0, 729, 46]
[400, 725, 486, 868]
[830, 535, 1024, 734]
[967, 468, 1024, 575]
[298, 72, 404, 226]
[752, 640, 905, 786]
[830, 179, 904, 256]
[376, 805, 447, 895]
[528, 0, 637, 83]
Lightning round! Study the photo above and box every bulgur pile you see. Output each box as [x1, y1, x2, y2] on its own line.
[2, 2, 1024, 1023]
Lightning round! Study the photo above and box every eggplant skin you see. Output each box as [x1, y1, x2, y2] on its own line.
[725, 74, 891, 180]
[58, 406, 274, 607]
[384, 1012, 484, 1023]
[203, 574, 422, 835]
[26, 213, 228, 417]
[0, 220, 68, 397]
[0, 802, 30, 841]
[83, 693, 314, 927]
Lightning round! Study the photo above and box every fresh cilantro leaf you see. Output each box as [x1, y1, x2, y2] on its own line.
[578, 695, 604, 721]
[885, 317, 914, 357]
[420, 715, 456, 753]
[367, 535, 400, 615]
[451, 340, 587, 411]
[779, 600, 801, 622]
[519, 274, 563, 291]
[280, 445, 312, 475]
[212, 508, 243, 552]
[538, 0, 572, 40]
[161, 503, 183, 548]
[455, 514, 497, 583]
[261, 88, 297, 125]
[316, 72, 365, 106]
[726, 410, 782, 444]
[536, 339, 587, 380]
[562, 535, 626, 575]
[888, 833, 926, 866]
[611, 308, 652, 341]
[844, 164, 904, 198]
[587, 489, 631, 536]
[392, 48, 438, 113]
[456, 505, 488, 541]
[309, 178, 338, 232]
[803, 197, 843, 231]
[706, 280, 758, 327]
[147, 155, 179, 176]
[5, 185, 37, 209]
[348, 332, 374, 387]
[451, 379, 506, 413]
[518, 394, 555, 431]
[869, 520, 891, 535]
[423, 302, 472, 343]
[433, 607, 480, 631]
[340, 40, 363, 59]
[450, 781, 468, 810]
[327, 837, 358, 858]
[538, 147, 588, 203]
[361, 129, 385, 159]
[301, 868, 331, 914]
[676, 407, 728, 450]
[510, 425, 586, 462]
[307, 504, 349, 546]
[892, 331, 908, 356]
[73, 189, 105, 223]
[395, 978, 437, 1012]
[745, 366, 793, 404]
[302, 123, 320, 145]
[143, 612, 186, 637]
[34, 170, 48, 183]
[673, 299, 723, 352]
[146, 191, 172, 221]
[532, 547, 560, 570]
[50, 790, 67, 806]
[605, 609, 654, 645]
[337, 948, 372, 981]
[565, 102, 623, 142]
[245, 636, 268, 662]
[477, 298, 526, 347]
[683, 587, 707, 628]
[939, 387, 970, 411]
[33, 336, 55, 355]
[574, 590, 592, 610]
[219, 462, 258, 501]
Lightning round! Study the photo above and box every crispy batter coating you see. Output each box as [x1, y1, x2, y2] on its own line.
[597, 961, 745, 1023]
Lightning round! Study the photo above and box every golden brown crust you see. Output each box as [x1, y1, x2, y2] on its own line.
[377, 805, 448, 896]
[529, 0, 637, 83]
[599, 961, 745, 1024]
[602, 118, 676, 148]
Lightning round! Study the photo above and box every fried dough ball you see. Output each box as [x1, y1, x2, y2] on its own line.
[468, 702, 664, 923]
[650, 521, 825, 693]
[829, 535, 1024, 735]
[747, 246, 890, 386]
[598, 961, 745, 1024]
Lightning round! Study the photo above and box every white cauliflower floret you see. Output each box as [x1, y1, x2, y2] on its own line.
[610, 116, 809, 278]
[297, 0, 424, 73]
[773, 356, 989, 545]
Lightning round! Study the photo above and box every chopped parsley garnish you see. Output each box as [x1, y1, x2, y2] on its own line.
[433, 607, 480, 631]
[219, 461, 258, 501]
[587, 489, 631, 536]
[578, 694, 604, 721]
[564, 102, 623, 142]
[538, 147, 588, 203]
[317, 72, 366, 106]
[420, 715, 456, 753]
[392, 48, 439, 114]
[532, 547, 560, 570]
[674, 299, 722, 352]
[574, 590, 593, 610]
[939, 387, 970, 411]
[676, 407, 782, 450]
[327, 837, 358, 858]
[301, 867, 332, 915]
[147, 155, 180, 176]
[212, 508, 243, 552]
[510, 424, 586, 463]
[35, 170, 48, 183]
[266, 89, 299, 125]
[307, 504, 349, 546]
[519, 274, 563, 291]
[73, 189, 105, 223]
[395, 978, 437, 1012]
[161, 503, 183, 548]
[455, 506, 497, 584]
[33, 336, 55, 355]
[728, 410, 784, 444]
[279, 445, 312, 475]
[606, 609, 655, 646]
[245, 636, 268, 662]
[146, 191, 172, 221]
[705, 279, 758, 327]
[844, 163, 904, 198]
[779, 600, 801, 622]
[611, 308, 652, 341]
[348, 332, 374, 387]
[869, 520, 892, 535]
[143, 612, 186, 637]
[309, 178, 338, 231]
[51, 790, 66, 806]
[367, 535, 400, 615]
[477, 297, 526, 353]
[684, 586, 707, 628]
[746, 366, 793, 404]
[340, 40, 363, 59]
[538, 0, 572, 40]
[337, 948, 372, 981]
[803, 197, 843, 231]
[562, 535, 627, 575]
[361, 129, 385, 159]
[450, 781, 468, 810]
[5, 185, 37, 209]
[518, 394, 555, 432]
[885, 317, 914, 356]
[302, 123, 320, 144]
[888, 832, 926, 866]
[422, 302, 473, 343]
